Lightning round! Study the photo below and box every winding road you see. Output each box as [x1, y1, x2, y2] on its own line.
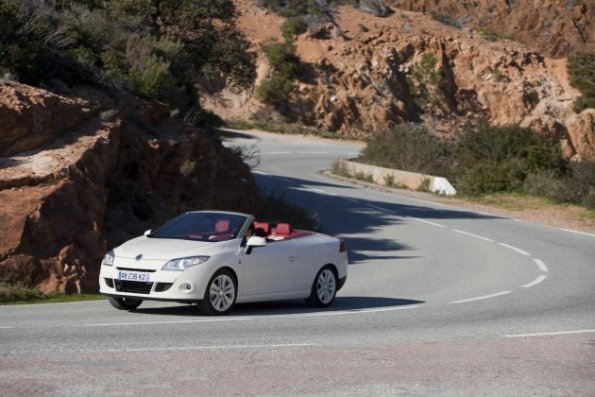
[1, 129, 594, 396]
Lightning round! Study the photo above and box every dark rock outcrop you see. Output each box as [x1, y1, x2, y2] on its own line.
[0, 82, 261, 293]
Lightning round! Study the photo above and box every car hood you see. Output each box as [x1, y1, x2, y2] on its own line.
[114, 236, 217, 260]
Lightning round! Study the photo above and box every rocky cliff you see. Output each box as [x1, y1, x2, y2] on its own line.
[389, 0, 593, 58]
[0, 82, 261, 293]
[205, 1, 594, 160]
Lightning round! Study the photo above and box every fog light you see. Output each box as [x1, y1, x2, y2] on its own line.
[179, 283, 193, 293]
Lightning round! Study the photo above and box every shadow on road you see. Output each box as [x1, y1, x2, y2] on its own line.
[255, 173, 499, 264]
[133, 296, 424, 317]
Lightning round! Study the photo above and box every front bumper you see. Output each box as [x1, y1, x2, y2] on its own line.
[99, 258, 213, 302]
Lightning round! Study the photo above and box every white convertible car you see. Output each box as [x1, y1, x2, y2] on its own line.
[99, 211, 348, 314]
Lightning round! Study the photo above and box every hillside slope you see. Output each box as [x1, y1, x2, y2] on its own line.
[389, 0, 593, 58]
[203, 1, 594, 160]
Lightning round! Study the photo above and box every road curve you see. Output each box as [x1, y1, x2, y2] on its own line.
[1, 129, 594, 396]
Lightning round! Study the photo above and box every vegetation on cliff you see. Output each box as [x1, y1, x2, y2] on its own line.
[0, 0, 256, 126]
[568, 52, 595, 112]
[359, 124, 595, 209]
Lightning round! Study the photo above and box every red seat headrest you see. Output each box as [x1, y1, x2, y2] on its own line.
[253, 221, 271, 237]
[275, 223, 292, 236]
[215, 220, 230, 233]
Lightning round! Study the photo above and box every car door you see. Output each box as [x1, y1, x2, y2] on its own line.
[240, 239, 300, 296]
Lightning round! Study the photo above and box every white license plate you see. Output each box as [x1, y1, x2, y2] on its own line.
[117, 271, 151, 282]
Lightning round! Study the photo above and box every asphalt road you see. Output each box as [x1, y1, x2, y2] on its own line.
[1, 129, 594, 396]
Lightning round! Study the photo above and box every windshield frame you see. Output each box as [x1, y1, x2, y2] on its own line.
[148, 212, 250, 242]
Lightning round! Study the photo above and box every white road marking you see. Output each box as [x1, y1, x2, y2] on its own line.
[107, 343, 316, 353]
[502, 329, 595, 338]
[266, 151, 291, 155]
[498, 243, 531, 256]
[451, 291, 512, 304]
[512, 219, 526, 223]
[452, 229, 495, 242]
[561, 228, 595, 238]
[522, 275, 547, 288]
[309, 187, 328, 194]
[532, 258, 548, 273]
[411, 217, 447, 228]
[0, 326, 14, 329]
[84, 317, 255, 327]
[252, 170, 268, 175]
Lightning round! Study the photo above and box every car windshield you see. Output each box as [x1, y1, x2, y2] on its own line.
[149, 212, 247, 242]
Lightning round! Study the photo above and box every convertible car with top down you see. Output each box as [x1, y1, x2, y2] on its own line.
[99, 211, 348, 314]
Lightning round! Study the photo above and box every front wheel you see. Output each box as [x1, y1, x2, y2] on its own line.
[108, 297, 143, 310]
[306, 266, 337, 308]
[198, 269, 237, 315]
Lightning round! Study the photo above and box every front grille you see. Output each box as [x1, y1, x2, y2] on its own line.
[115, 280, 154, 294]
[104, 278, 114, 288]
[155, 283, 173, 292]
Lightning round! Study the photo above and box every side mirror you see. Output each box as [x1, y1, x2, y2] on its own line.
[245, 236, 266, 255]
[247, 236, 267, 247]
[144, 229, 152, 237]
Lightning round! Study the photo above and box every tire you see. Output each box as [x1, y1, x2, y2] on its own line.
[306, 265, 337, 308]
[108, 297, 143, 310]
[198, 269, 237, 315]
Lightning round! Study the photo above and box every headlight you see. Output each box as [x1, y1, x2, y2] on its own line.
[102, 250, 115, 266]
[162, 256, 210, 271]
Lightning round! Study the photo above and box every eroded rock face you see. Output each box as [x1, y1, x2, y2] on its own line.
[221, 0, 595, 159]
[0, 82, 98, 156]
[389, 0, 594, 58]
[0, 82, 261, 293]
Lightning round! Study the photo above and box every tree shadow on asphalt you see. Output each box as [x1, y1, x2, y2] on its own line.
[133, 296, 424, 317]
[254, 173, 500, 265]
[218, 129, 260, 140]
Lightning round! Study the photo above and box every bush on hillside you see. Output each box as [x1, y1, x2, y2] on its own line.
[257, 43, 302, 110]
[0, 0, 256, 124]
[359, 124, 455, 177]
[567, 52, 595, 112]
[454, 125, 567, 195]
[282, 16, 308, 41]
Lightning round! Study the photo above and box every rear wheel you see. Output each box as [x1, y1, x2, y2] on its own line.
[198, 269, 237, 315]
[108, 297, 143, 310]
[306, 266, 337, 308]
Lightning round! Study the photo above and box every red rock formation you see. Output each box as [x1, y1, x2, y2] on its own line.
[388, 0, 594, 58]
[0, 82, 261, 293]
[213, 2, 594, 160]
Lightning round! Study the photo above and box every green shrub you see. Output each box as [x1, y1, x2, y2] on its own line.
[0, 282, 46, 303]
[257, 43, 302, 109]
[0, 0, 256, 125]
[455, 125, 567, 195]
[282, 16, 308, 41]
[567, 52, 595, 112]
[257, 73, 296, 107]
[264, 42, 301, 79]
[359, 124, 454, 177]
[406, 52, 443, 106]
